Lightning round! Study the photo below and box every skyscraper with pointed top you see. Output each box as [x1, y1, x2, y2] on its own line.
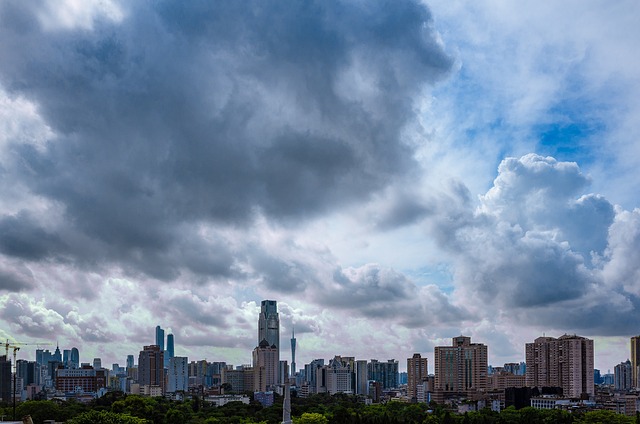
[290, 328, 296, 377]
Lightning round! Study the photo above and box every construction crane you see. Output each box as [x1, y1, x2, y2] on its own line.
[3, 339, 51, 421]
[4, 339, 51, 358]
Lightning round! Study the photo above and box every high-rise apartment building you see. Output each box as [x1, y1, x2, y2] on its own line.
[407, 353, 429, 400]
[0, 355, 10, 402]
[167, 357, 188, 393]
[138, 345, 165, 393]
[614, 360, 632, 391]
[155, 326, 165, 352]
[631, 336, 640, 388]
[525, 334, 594, 397]
[253, 339, 278, 391]
[434, 336, 488, 397]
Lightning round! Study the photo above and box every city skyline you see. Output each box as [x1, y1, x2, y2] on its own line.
[1, 1, 640, 376]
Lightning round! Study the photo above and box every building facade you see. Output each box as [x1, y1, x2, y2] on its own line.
[167, 356, 188, 393]
[138, 345, 165, 393]
[253, 340, 278, 391]
[631, 336, 640, 388]
[615, 360, 633, 391]
[434, 336, 488, 397]
[525, 334, 594, 397]
[407, 353, 429, 400]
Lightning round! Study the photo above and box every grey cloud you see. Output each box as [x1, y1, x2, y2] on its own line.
[317, 264, 467, 327]
[0, 261, 34, 292]
[0, 293, 69, 338]
[0, 212, 66, 260]
[0, 0, 452, 281]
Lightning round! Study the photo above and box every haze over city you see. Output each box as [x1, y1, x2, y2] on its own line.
[1, 0, 639, 374]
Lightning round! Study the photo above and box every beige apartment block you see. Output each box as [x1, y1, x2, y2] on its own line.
[525, 334, 594, 398]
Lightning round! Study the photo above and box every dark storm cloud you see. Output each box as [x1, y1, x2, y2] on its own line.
[0, 212, 66, 260]
[0, 263, 35, 292]
[0, 0, 452, 280]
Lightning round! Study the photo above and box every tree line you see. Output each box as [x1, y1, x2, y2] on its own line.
[1, 392, 639, 424]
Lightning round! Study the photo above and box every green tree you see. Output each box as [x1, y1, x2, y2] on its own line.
[66, 410, 150, 424]
[294, 412, 329, 424]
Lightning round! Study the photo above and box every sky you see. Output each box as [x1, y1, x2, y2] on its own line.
[1, 0, 639, 375]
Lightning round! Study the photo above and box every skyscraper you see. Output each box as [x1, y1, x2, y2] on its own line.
[165, 333, 175, 368]
[126, 354, 134, 370]
[70, 348, 80, 369]
[631, 336, 640, 388]
[155, 326, 165, 352]
[434, 336, 488, 398]
[138, 345, 165, 393]
[407, 353, 428, 400]
[253, 339, 279, 391]
[167, 357, 188, 393]
[525, 334, 594, 397]
[258, 300, 279, 349]
[290, 328, 296, 377]
[258, 300, 280, 384]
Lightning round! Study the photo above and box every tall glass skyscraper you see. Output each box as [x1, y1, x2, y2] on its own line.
[155, 325, 165, 351]
[258, 300, 280, 384]
[165, 333, 175, 368]
[70, 348, 79, 369]
[258, 300, 279, 348]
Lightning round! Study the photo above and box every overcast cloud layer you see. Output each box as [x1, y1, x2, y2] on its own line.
[1, 0, 639, 371]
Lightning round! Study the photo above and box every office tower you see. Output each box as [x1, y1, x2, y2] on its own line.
[367, 359, 399, 389]
[70, 348, 80, 369]
[323, 356, 353, 395]
[434, 336, 488, 397]
[407, 353, 429, 400]
[93, 358, 102, 369]
[155, 326, 165, 352]
[258, 300, 279, 348]
[253, 339, 278, 391]
[126, 355, 134, 370]
[138, 345, 165, 393]
[167, 357, 188, 393]
[56, 365, 107, 392]
[304, 359, 325, 394]
[63, 350, 70, 367]
[525, 334, 594, 397]
[258, 300, 280, 383]
[53, 344, 62, 363]
[165, 333, 175, 369]
[355, 360, 368, 395]
[290, 328, 296, 377]
[0, 355, 10, 402]
[631, 336, 640, 388]
[16, 360, 37, 387]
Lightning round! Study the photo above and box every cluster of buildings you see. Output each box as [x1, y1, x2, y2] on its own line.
[2, 300, 640, 417]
